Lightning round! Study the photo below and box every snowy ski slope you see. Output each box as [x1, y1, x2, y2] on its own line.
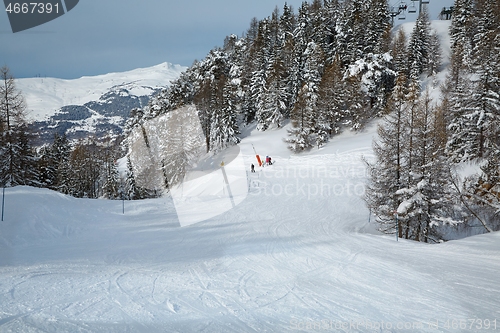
[0, 123, 499, 332]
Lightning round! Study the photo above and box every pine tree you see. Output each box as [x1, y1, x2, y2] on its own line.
[365, 72, 409, 237]
[346, 53, 395, 117]
[252, 67, 268, 130]
[210, 74, 240, 152]
[259, 54, 287, 130]
[446, 1, 500, 163]
[103, 160, 119, 199]
[407, 8, 432, 77]
[0, 66, 30, 187]
[287, 83, 315, 152]
[192, 49, 240, 153]
[454, 0, 500, 217]
[293, 2, 312, 86]
[343, 73, 369, 131]
[400, 90, 458, 242]
[337, 0, 365, 65]
[391, 29, 408, 76]
[37, 144, 55, 188]
[317, 54, 345, 137]
[15, 125, 37, 186]
[52, 133, 72, 193]
[193, 65, 214, 153]
[449, 0, 474, 72]
[470, 0, 500, 160]
[66, 140, 104, 199]
[364, 0, 391, 55]
[279, 2, 298, 112]
[367, 86, 459, 242]
[101, 142, 120, 199]
[252, 18, 272, 100]
[320, 0, 340, 63]
[125, 155, 140, 200]
[204, 51, 240, 152]
[287, 41, 324, 151]
[427, 31, 443, 79]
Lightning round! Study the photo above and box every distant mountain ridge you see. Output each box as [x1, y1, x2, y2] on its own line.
[16, 62, 186, 144]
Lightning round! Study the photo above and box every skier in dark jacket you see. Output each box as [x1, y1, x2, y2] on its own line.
[251, 164, 255, 173]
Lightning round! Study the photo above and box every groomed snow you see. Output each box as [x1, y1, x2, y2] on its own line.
[1, 123, 499, 332]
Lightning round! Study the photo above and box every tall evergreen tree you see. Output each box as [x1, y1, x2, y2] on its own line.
[447, 1, 500, 163]
[125, 155, 140, 200]
[259, 54, 287, 130]
[367, 86, 459, 242]
[15, 125, 37, 186]
[343, 73, 369, 131]
[391, 29, 408, 76]
[0, 66, 31, 187]
[317, 54, 345, 137]
[53, 133, 72, 193]
[287, 41, 324, 150]
[399, 90, 457, 242]
[364, 0, 391, 55]
[209, 71, 240, 152]
[407, 8, 432, 77]
[365, 72, 409, 237]
[279, 2, 298, 111]
[287, 83, 315, 151]
[103, 160, 119, 199]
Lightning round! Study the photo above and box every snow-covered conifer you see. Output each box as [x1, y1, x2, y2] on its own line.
[407, 9, 432, 77]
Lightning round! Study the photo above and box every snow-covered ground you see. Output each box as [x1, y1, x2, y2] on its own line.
[16, 62, 186, 121]
[1, 123, 499, 333]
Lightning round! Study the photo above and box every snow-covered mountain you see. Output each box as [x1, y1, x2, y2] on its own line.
[17, 62, 186, 143]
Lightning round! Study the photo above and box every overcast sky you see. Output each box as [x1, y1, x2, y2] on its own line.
[1, 0, 454, 79]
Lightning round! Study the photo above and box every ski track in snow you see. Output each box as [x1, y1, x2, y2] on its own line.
[0, 124, 500, 332]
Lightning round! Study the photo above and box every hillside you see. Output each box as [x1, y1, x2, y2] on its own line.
[1, 123, 499, 332]
[16, 62, 186, 143]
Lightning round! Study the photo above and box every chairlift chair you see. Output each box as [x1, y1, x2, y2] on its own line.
[408, 1, 417, 13]
[397, 0, 407, 19]
[421, 0, 430, 4]
[398, 0, 407, 11]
